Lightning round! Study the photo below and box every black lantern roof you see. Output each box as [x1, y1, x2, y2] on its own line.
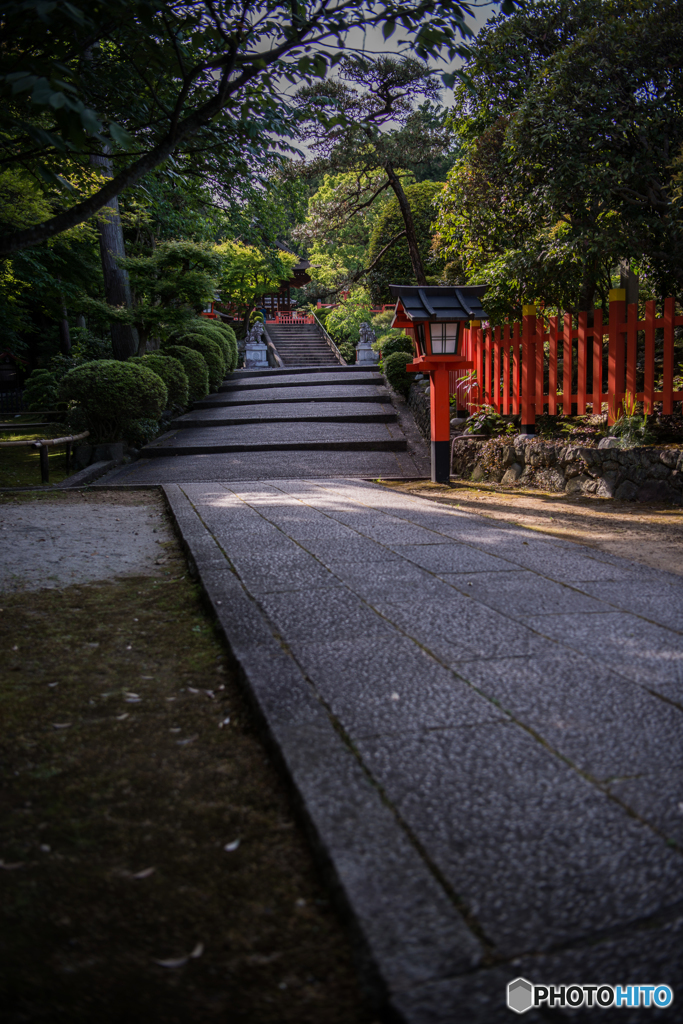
[390, 285, 487, 322]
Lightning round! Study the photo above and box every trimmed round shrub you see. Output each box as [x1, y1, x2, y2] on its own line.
[129, 353, 189, 409]
[163, 346, 209, 403]
[383, 351, 414, 397]
[125, 418, 160, 448]
[203, 321, 238, 371]
[215, 322, 238, 370]
[58, 360, 167, 443]
[379, 333, 414, 359]
[184, 321, 232, 372]
[167, 334, 225, 390]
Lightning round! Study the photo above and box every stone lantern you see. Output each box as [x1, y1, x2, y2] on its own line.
[390, 285, 488, 483]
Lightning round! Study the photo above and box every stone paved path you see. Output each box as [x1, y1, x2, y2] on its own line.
[162, 477, 683, 1023]
[103, 366, 429, 484]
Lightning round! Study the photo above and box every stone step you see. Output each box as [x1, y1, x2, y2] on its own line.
[141, 420, 407, 457]
[230, 366, 371, 378]
[172, 407, 397, 428]
[141, 437, 407, 457]
[219, 375, 380, 393]
[193, 392, 392, 408]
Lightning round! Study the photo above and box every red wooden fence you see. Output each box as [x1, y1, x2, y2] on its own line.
[448, 290, 683, 428]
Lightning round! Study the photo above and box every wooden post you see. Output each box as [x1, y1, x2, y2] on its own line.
[608, 289, 625, 424]
[577, 310, 588, 414]
[33, 442, 49, 484]
[592, 308, 603, 416]
[430, 364, 451, 483]
[512, 321, 520, 417]
[548, 315, 558, 416]
[626, 301, 638, 402]
[663, 296, 675, 416]
[644, 300, 655, 415]
[474, 321, 484, 413]
[521, 304, 536, 433]
[562, 311, 573, 416]
[503, 323, 511, 415]
[535, 315, 545, 419]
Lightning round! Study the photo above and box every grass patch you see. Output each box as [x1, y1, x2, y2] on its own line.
[0, 557, 373, 1021]
[0, 429, 71, 488]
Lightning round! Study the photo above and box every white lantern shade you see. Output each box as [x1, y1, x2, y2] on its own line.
[429, 322, 460, 355]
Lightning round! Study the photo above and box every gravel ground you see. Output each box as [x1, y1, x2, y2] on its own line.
[0, 489, 374, 1024]
[382, 480, 683, 576]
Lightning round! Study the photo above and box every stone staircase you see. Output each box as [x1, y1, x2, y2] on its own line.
[265, 323, 341, 367]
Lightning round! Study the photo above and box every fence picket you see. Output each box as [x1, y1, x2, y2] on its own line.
[626, 303, 638, 400]
[663, 297, 675, 416]
[448, 293, 682, 428]
[577, 311, 588, 414]
[644, 300, 655, 414]
[592, 309, 603, 414]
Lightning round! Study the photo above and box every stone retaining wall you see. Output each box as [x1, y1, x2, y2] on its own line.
[451, 436, 683, 503]
[407, 380, 431, 441]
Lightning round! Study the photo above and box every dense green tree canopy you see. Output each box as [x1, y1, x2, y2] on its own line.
[295, 55, 456, 283]
[435, 0, 683, 319]
[366, 179, 445, 303]
[0, 0, 483, 256]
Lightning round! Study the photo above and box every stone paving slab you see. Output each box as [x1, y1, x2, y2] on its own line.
[162, 478, 683, 1023]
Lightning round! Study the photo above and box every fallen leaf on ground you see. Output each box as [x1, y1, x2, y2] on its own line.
[53, 723, 71, 729]
[131, 867, 156, 879]
[0, 859, 24, 870]
[224, 839, 240, 852]
[153, 942, 204, 969]
[115, 713, 129, 721]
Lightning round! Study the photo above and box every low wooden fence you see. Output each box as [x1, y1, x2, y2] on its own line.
[449, 290, 683, 427]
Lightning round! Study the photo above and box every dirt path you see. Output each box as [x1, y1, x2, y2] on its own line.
[0, 490, 374, 1024]
[381, 481, 683, 577]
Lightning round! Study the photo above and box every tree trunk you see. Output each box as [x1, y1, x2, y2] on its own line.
[384, 164, 427, 286]
[577, 266, 597, 313]
[90, 150, 139, 360]
[619, 259, 639, 306]
[59, 295, 71, 356]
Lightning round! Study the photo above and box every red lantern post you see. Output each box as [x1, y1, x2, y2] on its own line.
[389, 285, 488, 483]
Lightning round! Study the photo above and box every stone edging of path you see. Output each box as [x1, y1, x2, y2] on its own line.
[161, 482, 484, 1020]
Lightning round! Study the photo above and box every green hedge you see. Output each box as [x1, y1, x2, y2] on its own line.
[163, 346, 209, 403]
[181, 319, 237, 371]
[383, 351, 414, 397]
[129, 353, 189, 409]
[166, 333, 225, 390]
[59, 360, 167, 443]
[24, 369, 59, 411]
[379, 334, 414, 359]
[216, 322, 238, 370]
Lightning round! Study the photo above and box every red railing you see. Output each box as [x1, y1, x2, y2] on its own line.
[270, 312, 315, 324]
[449, 293, 683, 426]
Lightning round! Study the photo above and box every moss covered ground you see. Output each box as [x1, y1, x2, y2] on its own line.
[0, 427, 71, 488]
[0, 492, 374, 1024]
